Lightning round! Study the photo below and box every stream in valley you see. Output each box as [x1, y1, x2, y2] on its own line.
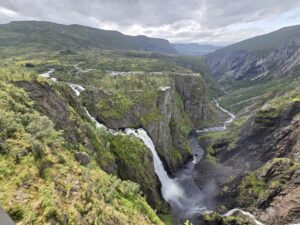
[69, 82, 264, 225]
[43, 69, 263, 225]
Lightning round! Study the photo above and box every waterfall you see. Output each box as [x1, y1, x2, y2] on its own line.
[68, 83, 263, 224]
[84, 108, 116, 134]
[125, 129, 185, 206]
[68, 83, 185, 206]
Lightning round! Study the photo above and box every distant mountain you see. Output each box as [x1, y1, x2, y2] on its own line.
[206, 24, 300, 81]
[172, 43, 221, 56]
[0, 21, 176, 53]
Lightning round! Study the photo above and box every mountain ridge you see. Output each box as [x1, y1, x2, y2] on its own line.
[0, 20, 176, 53]
[206, 24, 300, 81]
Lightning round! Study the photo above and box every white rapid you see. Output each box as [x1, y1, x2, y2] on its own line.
[69, 84, 85, 96]
[39, 68, 55, 78]
[224, 209, 264, 225]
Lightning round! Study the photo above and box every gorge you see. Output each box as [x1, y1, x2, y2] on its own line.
[0, 19, 300, 225]
[69, 80, 263, 225]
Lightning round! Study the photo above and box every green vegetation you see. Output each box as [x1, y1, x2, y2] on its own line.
[237, 158, 300, 208]
[81, 73, 171, 121]
[0, 79, 164, 224]
[220, 73, 300, 114]
[158, 214, 174, 225]
[0, 81, 166, 224]
[0, 21, 175, 53]
[203, 212, 254, 225]
[0, 28, 225, 224]
[199, 116, 248, 162]
[209, 24, 300, 55]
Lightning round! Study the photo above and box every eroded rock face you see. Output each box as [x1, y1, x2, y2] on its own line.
[15, 81, 167, 212]
[214, 101, 300, 225]
[173, 74, 208, 127]
[207, 38, 300, 81]
[221, 101, 300, 171]
[256, 168, 300, 225]
[82, 74, 216, 172]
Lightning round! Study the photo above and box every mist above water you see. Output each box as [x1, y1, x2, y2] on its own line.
[67, 81, 263, 225]
[125, 129, 186, 207]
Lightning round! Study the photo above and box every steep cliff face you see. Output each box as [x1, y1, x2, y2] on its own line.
[214, 99, 300, 225]
[0, 80, 164, 225]
[198, 25, 300, 225]
[173, 74, 209, 127]
[15, 80, 167, 212]
[82, 74, 218, 172]
[206, 25, 300, 82]
[221, 101, 300, 171]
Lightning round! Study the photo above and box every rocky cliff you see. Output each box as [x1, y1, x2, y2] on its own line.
[15, 80, 168, 212]
[213, 98, 300, 225]
[0, 80, 165, 224]
[82, 73, 218, 173]
[206, 25, 300, 82]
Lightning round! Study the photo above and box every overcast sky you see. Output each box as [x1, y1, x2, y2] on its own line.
[0, 0, 300, 45]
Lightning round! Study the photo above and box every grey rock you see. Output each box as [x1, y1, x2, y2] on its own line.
[75, 152, 90, 165]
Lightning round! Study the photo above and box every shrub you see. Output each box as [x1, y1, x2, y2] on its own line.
[8, 205, 24, 222]
[0, 142, 9, 154]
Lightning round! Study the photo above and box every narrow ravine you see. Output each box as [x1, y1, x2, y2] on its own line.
[49, 72, 263, 225]
[68, 83, 207, 220]
[69, 84, 187, 208]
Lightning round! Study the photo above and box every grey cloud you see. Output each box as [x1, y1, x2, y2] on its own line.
[0, 0, 299, 44]
[199, 0, 300, 28]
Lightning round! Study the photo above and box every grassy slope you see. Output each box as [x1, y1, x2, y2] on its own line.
[0, 21, 175, 53]
[220, 73, 300, 114]
[0, 46, 224, 224]
[0, 79, 163, 224]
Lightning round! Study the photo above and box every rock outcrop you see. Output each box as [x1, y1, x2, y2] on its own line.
[173, 74, 209, 127]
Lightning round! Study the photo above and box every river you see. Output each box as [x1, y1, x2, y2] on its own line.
[59, 74, 263, 225]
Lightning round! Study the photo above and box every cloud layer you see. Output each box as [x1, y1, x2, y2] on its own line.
[0, 0, 300, 45]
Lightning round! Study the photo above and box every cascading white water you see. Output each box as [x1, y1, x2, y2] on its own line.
[224, 209, 264, 225]
[85, 107, 117, 134]
[125, 128, 185, 207]
[68, 83, 264, 224]
[68, 83, 185, 206]
[70, 84, 85, 96]
[39, 68, 55, 78]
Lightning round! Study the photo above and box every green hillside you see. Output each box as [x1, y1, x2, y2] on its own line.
[0, 21, 176, 53]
